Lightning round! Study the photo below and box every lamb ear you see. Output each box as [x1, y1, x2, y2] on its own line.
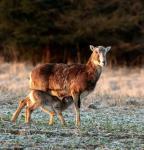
[106, 46, 111, 52]
[90, 45, 95, 51]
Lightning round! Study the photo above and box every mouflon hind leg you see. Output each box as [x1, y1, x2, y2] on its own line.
[11, 97, 29, 122]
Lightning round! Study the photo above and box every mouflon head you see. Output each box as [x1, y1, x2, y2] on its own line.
[89, 45, 111, 67]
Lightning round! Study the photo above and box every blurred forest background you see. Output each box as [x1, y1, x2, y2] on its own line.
[0, 0, 144, 67]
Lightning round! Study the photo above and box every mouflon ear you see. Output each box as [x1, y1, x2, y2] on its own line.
[106, 46, 111, 52]
[90, 45, 95, 51]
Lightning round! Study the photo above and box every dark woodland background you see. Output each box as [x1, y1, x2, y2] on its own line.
[0, 0, 144, 67]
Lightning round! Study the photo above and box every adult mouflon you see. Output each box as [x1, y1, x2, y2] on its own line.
[29, 45, 111, 126]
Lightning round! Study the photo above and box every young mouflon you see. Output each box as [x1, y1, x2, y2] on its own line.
[11, 90, 73, 125]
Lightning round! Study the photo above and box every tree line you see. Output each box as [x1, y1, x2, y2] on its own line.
[0, 0, 144, 66]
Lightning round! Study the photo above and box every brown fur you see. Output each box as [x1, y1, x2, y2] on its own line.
[30, 62, 101, 97]
[11, 90, 73, 125]
[29, 46, 111, 126]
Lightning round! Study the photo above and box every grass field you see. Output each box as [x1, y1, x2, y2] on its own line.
[0, 63, 144, 149]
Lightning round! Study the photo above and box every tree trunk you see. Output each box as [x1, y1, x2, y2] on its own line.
[42, 46, 51, 63]
[76, 44, 81, 63]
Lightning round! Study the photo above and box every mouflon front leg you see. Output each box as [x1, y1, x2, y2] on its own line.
[72, 93, 81, 127]
[57, 112, 66, 126]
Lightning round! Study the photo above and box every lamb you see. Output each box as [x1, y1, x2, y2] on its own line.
[11, 90, 73, 125]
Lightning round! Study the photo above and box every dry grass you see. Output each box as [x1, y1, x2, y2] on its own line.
[0, 63, 32, 104]
[0, 63, 144, 105]
[82, 67, 144, 108]
[97, 67, 144, 98]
